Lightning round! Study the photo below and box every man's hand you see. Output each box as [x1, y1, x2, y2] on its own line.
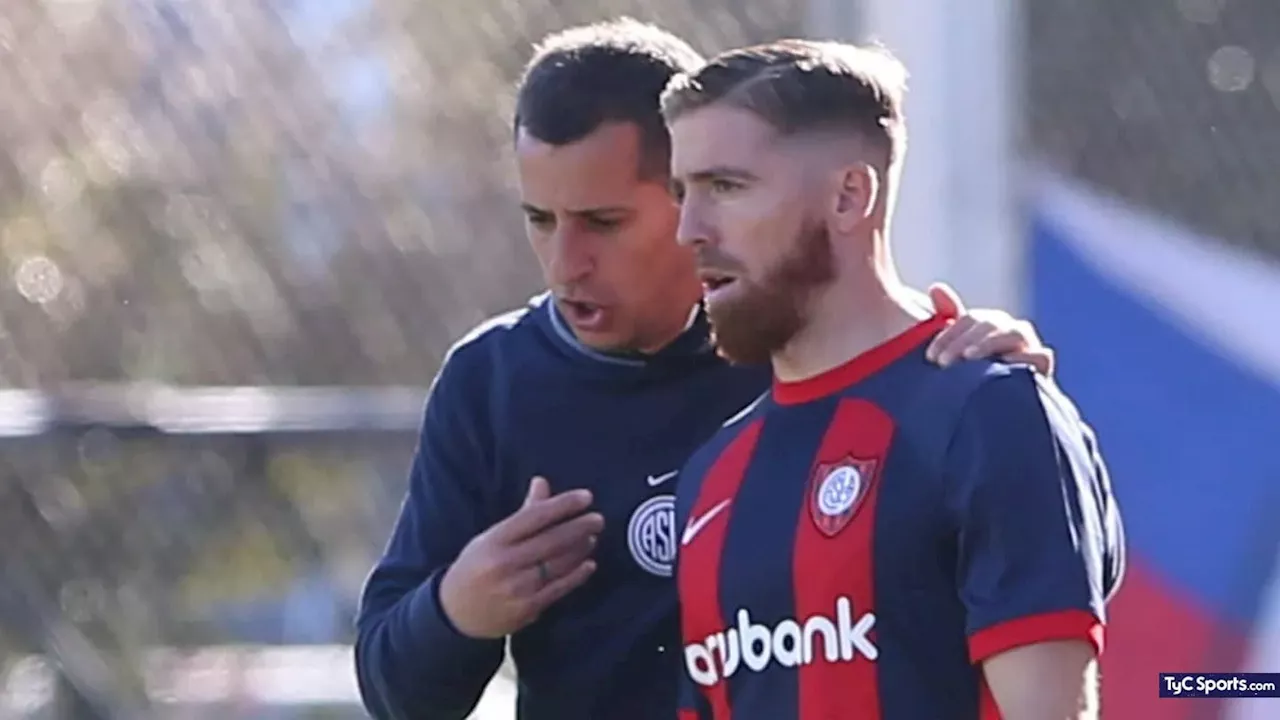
[925, 282, 1056, 376]
[438, 476, 603, 639]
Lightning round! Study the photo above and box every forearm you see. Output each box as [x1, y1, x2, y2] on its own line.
[982, 640, 1099, 720]
[355, 571, 505, 720]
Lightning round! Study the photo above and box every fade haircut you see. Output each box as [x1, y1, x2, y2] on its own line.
[514, 18, 704, 181]
[660, 39, 908, 167]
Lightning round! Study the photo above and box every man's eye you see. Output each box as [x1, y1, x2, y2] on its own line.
[710, 179, 739, 194]
[587, 217, 623, 232]
[526, 214, 554, 228]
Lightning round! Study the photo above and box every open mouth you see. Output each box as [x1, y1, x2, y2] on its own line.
[698, 270, 738, 294]
[559, 298, 607, 329]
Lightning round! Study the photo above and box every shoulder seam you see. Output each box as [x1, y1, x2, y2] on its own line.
[722, 391, 768, 429]
[916, 361, 1034, 474]
[942, 364, 1035, 453]
[447, 306, 530, 354]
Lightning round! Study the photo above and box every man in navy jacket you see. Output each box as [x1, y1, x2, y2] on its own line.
[353, 18, 1054, 720]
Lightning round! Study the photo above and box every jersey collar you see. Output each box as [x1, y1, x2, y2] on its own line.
[772, 311, 953, 406]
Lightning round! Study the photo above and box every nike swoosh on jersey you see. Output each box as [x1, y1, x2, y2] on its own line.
[646, 470, 679, 487]
[681, 499, 732, 546]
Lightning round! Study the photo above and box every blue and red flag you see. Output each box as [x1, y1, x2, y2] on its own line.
[1029, 173, 1280, 719]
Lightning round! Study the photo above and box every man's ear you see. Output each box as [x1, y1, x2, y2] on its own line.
[832, 163, 878, 234]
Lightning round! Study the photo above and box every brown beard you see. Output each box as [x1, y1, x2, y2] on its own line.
[705, 220, 835, 366]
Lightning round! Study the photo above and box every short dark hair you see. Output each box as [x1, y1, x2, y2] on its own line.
[661, 40, 908, 165]
[514, 18, 704, 180]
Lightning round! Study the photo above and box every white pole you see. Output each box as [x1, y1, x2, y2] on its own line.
[1226, 548, 1280, 720]
[854, 0, 1024, 312]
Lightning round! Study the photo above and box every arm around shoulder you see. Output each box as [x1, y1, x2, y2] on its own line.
[354, 343, 506, 720]
[945, 370, 1123, 720]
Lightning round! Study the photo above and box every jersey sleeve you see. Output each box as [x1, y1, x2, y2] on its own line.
[353, 343, 506, 719]
[943, 369, 1125, 664]
[677, 672, 712, 720]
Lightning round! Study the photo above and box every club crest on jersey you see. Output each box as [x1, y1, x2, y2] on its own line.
[628, 494, 677, 577]
[809, 456, 875, 537]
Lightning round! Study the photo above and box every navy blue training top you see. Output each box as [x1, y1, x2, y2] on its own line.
[674, 314, 1125, 720]
[354, 292, 770, 720]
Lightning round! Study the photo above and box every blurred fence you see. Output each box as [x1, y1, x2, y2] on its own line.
[1025, 0, 1280, 259]
[1, 0, 1279, 717]
[0, 386, 423, 718]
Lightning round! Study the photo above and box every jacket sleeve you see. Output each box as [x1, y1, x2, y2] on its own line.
[354, 345, 507, 720]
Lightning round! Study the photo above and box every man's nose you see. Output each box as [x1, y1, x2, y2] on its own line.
[676, 200, 712, 249]
[547, 227, 595, 285]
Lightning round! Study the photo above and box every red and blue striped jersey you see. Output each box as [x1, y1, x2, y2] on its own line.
[674, 315, 1125, 719]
